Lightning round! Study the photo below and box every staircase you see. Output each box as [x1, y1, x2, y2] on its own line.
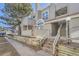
[53, 24, 62, 55]
[41, 24, 63, 55]
[42, 37, 55, 55]
[33, 29, 50, 47]
[41, 36, 79, 56]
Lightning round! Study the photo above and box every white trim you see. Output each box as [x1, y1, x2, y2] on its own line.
[45, 14, 79, 24]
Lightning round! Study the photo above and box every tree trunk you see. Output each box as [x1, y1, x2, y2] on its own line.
[17, 18, 21, 36]
[18, 24, 21, 36]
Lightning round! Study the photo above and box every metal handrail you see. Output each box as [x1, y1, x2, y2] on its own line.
[35, 28, 50, 46]
[35, 29, 49, 38]
[39, 29, 50, 47]
[40, 29, 49, 41]
[53, 24, 62, 55]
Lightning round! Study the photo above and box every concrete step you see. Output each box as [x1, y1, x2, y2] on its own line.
[44, 46, 52, 48]
[43, 42, 53, 45]
[43, 41, 52, 46]
[42, 47, 53, 54]
[37, 50, 52, 56]
[46, 39, 54, 42]
[41, 38, 54, 55]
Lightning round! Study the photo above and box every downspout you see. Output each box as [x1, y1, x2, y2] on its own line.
[66, 17, 71, 44]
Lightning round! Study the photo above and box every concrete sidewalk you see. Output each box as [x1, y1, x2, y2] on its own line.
[5, 37, 51, 56]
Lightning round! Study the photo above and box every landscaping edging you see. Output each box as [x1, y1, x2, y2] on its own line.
[7, 35, 42, 50]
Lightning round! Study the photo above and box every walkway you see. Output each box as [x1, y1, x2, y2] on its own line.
[5, 37, 51, 56]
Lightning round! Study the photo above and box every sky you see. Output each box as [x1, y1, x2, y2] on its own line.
[31, 3, 48, 11]
[0, 3, 4, 16]
[0, 3, 48, 20]
[0, 3, 48, 16]
[0, 3, 48, 28]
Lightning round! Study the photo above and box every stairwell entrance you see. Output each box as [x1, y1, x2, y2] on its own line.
[51, 21, 66, 37]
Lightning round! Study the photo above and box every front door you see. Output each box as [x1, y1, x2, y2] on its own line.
[51, 22, 59, 36]
[51, 21, 66, 37]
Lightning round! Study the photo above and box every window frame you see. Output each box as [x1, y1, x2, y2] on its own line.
[42, 11, 48, 21]
[55, 7, 67, 17]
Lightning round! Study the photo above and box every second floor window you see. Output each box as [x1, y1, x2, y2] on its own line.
[23, 25, 27, 30]
[23, 25, 33, 30]
[42, 11, 48, 21]
[56, 7, 67, 17]
[28, 25, 33, 30]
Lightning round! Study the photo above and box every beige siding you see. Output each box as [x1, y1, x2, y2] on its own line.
[49, 4, 55, 20]
[44, 23, 52, 36]
[55, 3, 68, 11]
[68, 4, 79, 15]
[21, 17, 32, 36]
[69, 17, 79, 38]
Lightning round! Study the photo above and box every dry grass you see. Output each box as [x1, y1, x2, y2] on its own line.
[58, 40, 79, 56]
[0, 37, 7, 43]
[0, 37, 19, 56]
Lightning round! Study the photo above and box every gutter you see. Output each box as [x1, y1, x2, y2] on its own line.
[45, 12, 79, 24]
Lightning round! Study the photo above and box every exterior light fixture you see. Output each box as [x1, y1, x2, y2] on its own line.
[66, 17, 71, 21]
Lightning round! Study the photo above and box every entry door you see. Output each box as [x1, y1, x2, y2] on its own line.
[51, 23, 59, 36]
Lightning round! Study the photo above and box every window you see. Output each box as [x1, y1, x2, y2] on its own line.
[42, 11, 48, 21]
[23, 25, 27, 30]
[28, 25, 33, 30]
[23, 25, 33, 30]
[56, 7, 67, 17]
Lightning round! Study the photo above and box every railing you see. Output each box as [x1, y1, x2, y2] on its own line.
[35, 29, 49, 38]
[53, 24, 62, 55]
[35, 28, 50, 46]
[39, 29, 50, 45]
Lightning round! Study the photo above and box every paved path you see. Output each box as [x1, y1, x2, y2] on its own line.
[5, 37, 51, 56]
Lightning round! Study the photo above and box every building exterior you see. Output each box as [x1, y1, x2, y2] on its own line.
[12, 4, 79, 56]
[20, 12, 36, 36]
[20, 3, 79, 40]
[34, 3, 79, 39]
